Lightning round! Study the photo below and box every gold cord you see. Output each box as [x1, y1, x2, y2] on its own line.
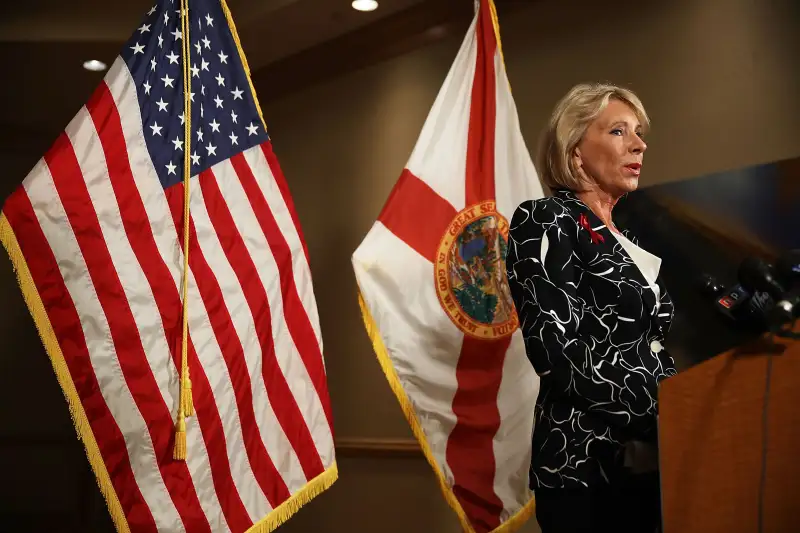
[174, 0, 194, 461]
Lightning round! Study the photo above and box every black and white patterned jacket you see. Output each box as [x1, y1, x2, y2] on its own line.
[505, 189, 676, 489]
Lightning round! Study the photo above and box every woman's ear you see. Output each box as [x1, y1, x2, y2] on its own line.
[572, 146, 583, 171]
[572, 147, 592, 185]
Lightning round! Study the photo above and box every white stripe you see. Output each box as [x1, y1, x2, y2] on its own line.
[491, 331, 537, 517]
[492, 38, 543, 516]
[241, 147, 336, 466]
[352, 222, 463, 483]
[23, 158, 182, 531]
[104, 55, 240, 531]
[492, 50, 544, 221]
[184, 179, 273, 517]
[192, 160, 309, 497]
[404, 15, 478, 212]
[243, 147, 325, 368]
[65, 106, 191, 532]
[215, 153, 334, 481]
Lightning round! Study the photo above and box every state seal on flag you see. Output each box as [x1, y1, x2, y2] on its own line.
[435, 200, 519, 339]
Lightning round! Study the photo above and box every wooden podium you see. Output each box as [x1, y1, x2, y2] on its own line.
[658, 332, 800, 533]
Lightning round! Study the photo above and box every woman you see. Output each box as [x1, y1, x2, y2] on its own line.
[505, 83, 676, 532]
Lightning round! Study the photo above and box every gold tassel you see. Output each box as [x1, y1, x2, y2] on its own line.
[173, 416, 187, 461]
[181, 377, 194, 418]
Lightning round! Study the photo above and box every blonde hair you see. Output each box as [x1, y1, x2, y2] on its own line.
[537, 82, 649, 191]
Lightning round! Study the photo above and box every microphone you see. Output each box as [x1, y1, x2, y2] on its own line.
[738, 255, 800, 335]
[775, 249, 800, 283]
[699, 273, 771, 331]
[738, 257, 788, 300]
[699, 274, 725, 297]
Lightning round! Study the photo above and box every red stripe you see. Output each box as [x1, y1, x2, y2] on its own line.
[166, 178, 292, 508]
[200, 166, 324, 485]
[260, 142, 310, 265]
[231, 152, 333, 456]
[43, 131, 210, 532]
[464, 0, 498, 206]
[446, 2, 507, 531]
[2, 189, 158, 533]
[447, 336, 511, 532]
[85, 83, 251, 531]
[378, 169, 457, 262]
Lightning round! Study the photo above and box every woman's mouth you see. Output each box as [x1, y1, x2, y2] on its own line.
[624, 163, 642, 176]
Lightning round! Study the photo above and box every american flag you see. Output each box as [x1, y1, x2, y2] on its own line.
[0, 1, 337, 532]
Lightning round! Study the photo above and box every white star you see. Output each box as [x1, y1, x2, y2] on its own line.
[156, 98, 168, 112]
[215, 73, 225, 87]
[201, 85, 206, 96]
[172, 137, 184, 151]
[200, 103, 204, 118]
[143, 81, 152, 95]
[166, 161, 177, 175]
[138, 23, 151, 34]
[150, 58, 157, 71]
[195, 41, 202, 54]
[131, 42, 145, 55]
[214, 95, 224, 108]
[190, 63, 200, 78]
[147, 5, 156, 15]
[150, 122, 163, 136]
[231, 110, 238, 124]
[202, 36, 211, 49]
[198, 18, 202, 31]
[201, 59, 209, 71]
[162, 75, 175, 88]
[166, 51, 180, 64]
[197, 128, 204, 142]
[206, 144, 217, 156]
[191, 151, 201, 165]
[231, 87, 244, 100]
[179, 112, 185, 125]
[205, 14, 214, 26]
[164, 11, 169, 24]
[189, 91, 195, 102]
[209, 119, 220, 133]
[229, 132, 238, 145]
[218, 51, 228, 64]
[171, 28, 182, 41]
[246, 122, 258, 136]
[158, 34, 164, 48]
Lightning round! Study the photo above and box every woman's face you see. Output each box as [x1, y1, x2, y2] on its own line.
[573, 99, 647, 198]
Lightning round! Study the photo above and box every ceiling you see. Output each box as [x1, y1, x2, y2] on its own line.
[0, 0, 426, 135]
[0, 0, 527, 190]
[0, 0, 425, 66]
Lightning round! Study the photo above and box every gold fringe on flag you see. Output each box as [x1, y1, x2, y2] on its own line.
[0, 214, 132, 533]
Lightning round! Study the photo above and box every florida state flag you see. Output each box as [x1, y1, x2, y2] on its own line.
[352, 1, 544, 531]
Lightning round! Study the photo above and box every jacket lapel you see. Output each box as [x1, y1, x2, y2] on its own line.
[553, 190, 662, 329]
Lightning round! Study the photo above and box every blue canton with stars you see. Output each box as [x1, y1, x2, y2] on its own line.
[120, 0, 269, 189]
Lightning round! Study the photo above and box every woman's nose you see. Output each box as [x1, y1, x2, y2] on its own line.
[631, 135, 647, 154]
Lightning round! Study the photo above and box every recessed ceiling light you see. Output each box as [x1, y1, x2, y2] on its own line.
[83, 59, 107, 72]
[352, 0, 378, 12]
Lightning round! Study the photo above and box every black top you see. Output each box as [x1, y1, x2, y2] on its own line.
[505, 189, 676, 489]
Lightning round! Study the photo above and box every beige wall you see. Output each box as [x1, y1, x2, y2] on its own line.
[2, 0, 800, 530]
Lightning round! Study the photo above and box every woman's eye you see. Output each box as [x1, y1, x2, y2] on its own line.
[610, 129, 623, 136]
